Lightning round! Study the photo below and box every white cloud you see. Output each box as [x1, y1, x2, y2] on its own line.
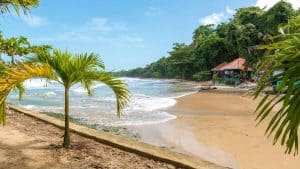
[123, 35, 144, 43]
[35, 18, 144, 48]
[19, 14, 48, 27]
[35, 17, 145, 49]
[199, 13, 225, 25]
[256, 0, 300, 10]
[226, 5, 235, 15]
[144, 7, 161, 16]
[87, 17, 127, 32]
[87, 18, 112, 31]
[38, 31, 92, 42]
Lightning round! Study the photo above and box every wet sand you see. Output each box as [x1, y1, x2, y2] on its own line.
[130, 89, 300, 169]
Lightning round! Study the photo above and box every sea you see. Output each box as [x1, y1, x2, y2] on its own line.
[7, 77, 198, 127]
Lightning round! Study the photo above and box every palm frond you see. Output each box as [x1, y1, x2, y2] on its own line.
[0, 0, 39, 15]
[25, 49, 130, 116]
[83, 72, 130, 117]
[0, 63, 54, 125]
[254, 16, 300, 154]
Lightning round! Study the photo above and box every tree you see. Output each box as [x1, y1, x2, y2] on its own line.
[254, 16, 300, 154]
[0, 49, 130, 148]
[234, 6, 264, 27]
[193, 33, 233, 71]
[192, 25, 215, 48]
[0, 0, 39, 15]
[168, 43, 194, 79]
[262, 1, 295, 35]
[112, 1, 299, 81]
[0, 63, 54, 124]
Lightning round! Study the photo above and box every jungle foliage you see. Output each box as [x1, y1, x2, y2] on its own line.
[114, 1, 298, 80]
[254, 16, 300, 155]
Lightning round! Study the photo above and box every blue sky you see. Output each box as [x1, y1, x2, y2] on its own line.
[1, 0, 299, 70]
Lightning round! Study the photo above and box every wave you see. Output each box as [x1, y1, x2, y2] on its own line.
[24, 79, 58, 89]
[40, 92, 57, 98]
[126, 94, 177, 112]
[72, 83, 105, 93]
[172, 91, 198, 99]
[103, 112, 177, 126]
[119, 77, 169, 84]
[24, 79, 48, 88]
[12, 78, 200, 127]
[23, 104, 38, 110]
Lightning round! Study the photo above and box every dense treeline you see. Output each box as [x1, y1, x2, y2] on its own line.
[114, 1, 300, 80]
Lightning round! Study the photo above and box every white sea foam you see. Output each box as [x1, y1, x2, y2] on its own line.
[24, 79, 58, 89]
[72, 83, 105, 93]
[103, 112, 177, 126]
[11, 78, 199, 127]
[127, 94, 177, 112]
[24, 79, 47, 88]
[41, 92, 57, 98]
[72, 87, 87, 93]
[172, 91, 198, 99]
[23, 104, 38, 110]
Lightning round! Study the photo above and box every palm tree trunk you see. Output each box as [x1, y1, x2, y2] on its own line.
[63, 86, 70, 148]
[11, 56, 15, 65]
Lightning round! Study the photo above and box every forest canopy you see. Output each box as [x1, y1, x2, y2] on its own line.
[114, 1, 299, 81]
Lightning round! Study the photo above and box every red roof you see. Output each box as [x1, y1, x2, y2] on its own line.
[211, 57, 253, 71]
[212, 62, 228, 71]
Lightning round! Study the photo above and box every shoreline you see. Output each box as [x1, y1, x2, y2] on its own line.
[0, 109, 175, 169]
[2, 106, 224, 169]
[6, 80, 299, 169]
[129, 88, 300, 169]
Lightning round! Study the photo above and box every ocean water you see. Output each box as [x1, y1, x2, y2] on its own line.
[8, 77, 198, 127]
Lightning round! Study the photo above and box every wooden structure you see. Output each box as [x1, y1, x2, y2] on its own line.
[212, 57, 254, 84]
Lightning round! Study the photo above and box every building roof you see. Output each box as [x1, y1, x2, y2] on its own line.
[211, 62, 228, 71]
[211, 57, 254, 71]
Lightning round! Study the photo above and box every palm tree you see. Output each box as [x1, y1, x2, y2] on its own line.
[0, 49, 130, 148]
[254, 16, 300, 154]
[0, 62, 54, 124]
[0, 0, 39, 15]
[26, 49, 130, 148]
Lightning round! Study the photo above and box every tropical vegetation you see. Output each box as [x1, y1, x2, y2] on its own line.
[254, 16, 300, 155]
[0, 0, 39, 15]
[26, 49, 130, 147]
[0, 0, 299, 155]
[0, 0, 130, 148]
[114, 1, 299, 81]
[0, 49, 130, 148]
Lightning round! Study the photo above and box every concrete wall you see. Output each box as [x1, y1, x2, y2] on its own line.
[8, 105, 229, 169]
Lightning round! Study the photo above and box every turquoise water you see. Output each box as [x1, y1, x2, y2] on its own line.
[8, 77, 197, 126]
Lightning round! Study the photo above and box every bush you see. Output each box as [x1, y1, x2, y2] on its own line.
[224, 79, 237, 85]
[193, 71, 212, 81]
[152, 72, 160, 78]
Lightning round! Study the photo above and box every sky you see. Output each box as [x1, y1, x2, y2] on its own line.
[1, 0, 299, 71]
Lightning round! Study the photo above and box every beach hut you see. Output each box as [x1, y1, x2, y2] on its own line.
[212, 57, 254, 84]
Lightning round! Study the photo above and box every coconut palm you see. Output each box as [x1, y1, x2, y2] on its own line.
[254, 16, 300, 154]
[0, 0, 39, 15]
[0, 49, 130, 148]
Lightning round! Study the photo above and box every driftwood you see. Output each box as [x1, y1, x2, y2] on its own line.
[198, 85, 217, 91]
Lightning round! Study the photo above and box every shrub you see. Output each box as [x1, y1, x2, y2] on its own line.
[193, 71, 212, 81]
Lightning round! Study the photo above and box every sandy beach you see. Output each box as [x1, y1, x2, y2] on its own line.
[0, 110, 175, 169]
[130, 89, 300, 169]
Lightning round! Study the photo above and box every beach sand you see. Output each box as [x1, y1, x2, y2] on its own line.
[0, 110, 175, 169]
[130, 89, 300, 169]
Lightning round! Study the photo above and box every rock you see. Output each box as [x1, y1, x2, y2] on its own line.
[166, 164, 176, 169]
